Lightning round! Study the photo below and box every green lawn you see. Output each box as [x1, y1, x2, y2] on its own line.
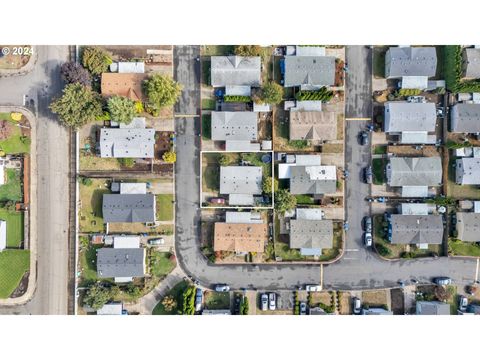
[79, 178, 109, 233]
[202, 114, 211, 140]
[294, 194, 314, 204]
[449, 240, 480, 257]
[373, 146, 387, 155]
[373, 46, 388, 79]
[372, 158, 386, 185]
[204, 291, 231, 310]
[0, 249, 30, 298]
[201, 45, 235, 56]
[0, 113, 12, 121]
[156, 194, 174, 221]
[202, 99, 216, 110]
[149, 251, 176, 278]
[0, 169, 22, 202]
[201, 59, 211, 86]
[0, 208, 24, 248]
[0, 123, 30, 154]
[152, 280, 190, 315]
[79, 244, 101, 285]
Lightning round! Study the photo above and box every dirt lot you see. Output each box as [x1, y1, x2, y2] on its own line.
[386, 145, 440, 157]
[362, 290, 389, 308]
[338, 291, 351, 315]
[390, 288, 405, 315]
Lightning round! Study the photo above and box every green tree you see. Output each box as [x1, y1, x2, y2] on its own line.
[144, 74, 182, 114]
[81, 46, 112, 75]
[162, 151, 177, 163]
[257, 81, 284, 105]
[240, 296, 249, 315]
[118, 158, 135, 168]
[274, 189, 297, 213]
[107, 95, 136, 124]
[182, 287, 196, 315]
[49, 83, 103, 128]
[83, 284, 114, 310]
[161, 295, 177, 312]
[234, 45, 262, 57]
[262, 177, 278, 194]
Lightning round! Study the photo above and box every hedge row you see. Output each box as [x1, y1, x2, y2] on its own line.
[444, 45, 480, 93]
[295, 87, 334, 101]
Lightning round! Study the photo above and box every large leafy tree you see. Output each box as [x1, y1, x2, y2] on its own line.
[234, 45, 262, 57]
[60, 61, 91, 87]
[256, 81, 284, 105]
[107, 95, 136, 124]
[49, 83, 103, 128]
[81, 46, 112, 75]
[144, 74, 182, 113]
[274, 189, 297, 213]
[83, 284, 116, 310]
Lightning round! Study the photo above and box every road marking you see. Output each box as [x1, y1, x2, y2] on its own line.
[345, 248, 360, 252]
[343, 257, 357, 260]
[174, 114, 199, 118]
[345, 117, 371, 121]
[475, 258, 479, 282]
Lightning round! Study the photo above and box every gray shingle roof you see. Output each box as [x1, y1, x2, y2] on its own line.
[416, 301, 450, 315]
[211, 111, 258, 141]
[456, 212, 480, 242]
[455, 157, 480, 185]
[289, 219, 333, 250]
[451, 104, 480, 133]
[220, 166, 262, 195]
[385, 47, 437, 78]
[390, 215, 444, 244]
[384, 102, 436, 132]
[289, 166, 337, 195]
[463, 48, 480, 79]
[284, 56, 335, 88]
[97, 248, 145, 278]
[211, 56, 261, 87]
[100, 128, 155, 158]
[102, 194, 156, 223]
[388, 157, 442, 187]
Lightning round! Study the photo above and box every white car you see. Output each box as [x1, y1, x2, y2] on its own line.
[364, 232, 372, 247]
[352, 297, 362, 314]
[305, 284, 321, 292]
[459, 295, 468, 312]
[261, 294, 269, 311]
[214, 284, 230, 292]
[268, 293, 276, 311]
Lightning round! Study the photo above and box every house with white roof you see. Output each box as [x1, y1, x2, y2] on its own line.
[456, 157, 480, 185]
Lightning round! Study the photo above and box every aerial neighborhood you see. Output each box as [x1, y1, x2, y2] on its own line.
[2, 44, 480, 316]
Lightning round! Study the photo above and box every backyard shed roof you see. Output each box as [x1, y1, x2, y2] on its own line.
[289, 219, 333, 250]
[390, 214, 444, 244]
[113, 236, 141, 249]
[456, 212, 480, 242]
[220, 166, 263, 195]
[211, 111, 258, 141]
[388, 157, 442, 187]
[97, 248, 145, 278]
[384, 102, 436, 132]
[289, 111, 337, 141]
[210, 56, 261, 87]
[102, 194, 156, 223]
[214, 222, 268, 253]
[284, 56, 335, 87]
[100, 128, 155, 158]
[385, 47, 437, 78]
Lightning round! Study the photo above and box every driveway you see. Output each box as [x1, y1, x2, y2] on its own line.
[0, 46, 71, 315]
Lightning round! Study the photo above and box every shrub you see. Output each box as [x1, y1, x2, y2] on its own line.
[295, 87, 333, 102]
[223, 95, 251, 103]
[397, 88, 422, 96]
[376, 243, 392, 257]
[134, 101, 144, 113]
[274, 189, 297, 214]
[255, 81, 284, 105]
[161, 295, 177, 312]
[118, 158, 135, 168]
[162, 151, 176, 163]
[234, 45, 262, 57]
[144, 74, 182, 112]
[288, 140, 309, 149]
[81, 47, 112, 76]
[83, 283, 115, 310]
[60, 61, 91, 87]
[80, 177, 93, 186]
[240, 296, 249, 315]
[262, 177, 278, 194]
[182, 287, 196, 315]
[107, 95, 136, 124]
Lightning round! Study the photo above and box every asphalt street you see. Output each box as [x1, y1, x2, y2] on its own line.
[0, 46, 70, 314]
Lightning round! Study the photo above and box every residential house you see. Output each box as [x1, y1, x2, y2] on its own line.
[416, 301, 450, 315]
[455, 157, 480, 185]
[0, 220, 6, 252]
[96, 302, 125, 315]
[289, 165, 337, 195]
[213, 211, 267, 253]
[385, 47, 437, 89]
[462, 48, 480, 79]
[102, 193, 156, 223]
[289, 111, 337, 141]
[384, 102, 437, 144]
[386, 157, 442, 197]
[450, 103, 480, 133]
[283, 56, 335, 89]
[219, 166, 263, 206]
[456, 212, 480, 242]
[101, 73, 148, 101]
[99, 118, 155, 158]
[210, 56, 261, 88]
[97, 247, 146, 282]
[211, 111, 260, 151]
[388, 214, 443, 246]
[289, 207, 333, 256]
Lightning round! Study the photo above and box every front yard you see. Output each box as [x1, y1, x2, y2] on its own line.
[204, 291, 231, 310]
[0, 249, 30, 298]
[79, 178, 110, 233]
[372, 158, 386, 185]
[152, 280, 190, 315]
[0, 120, 30, 154]
[0, 168, 22, 202]
[148, 250, 176, 278]
[0, 208, 24, 248]
[449, 239, 480, 257]
[156, 194, 174, 221]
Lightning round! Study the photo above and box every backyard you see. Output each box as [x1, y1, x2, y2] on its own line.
[156, 194, 174, 221]
[0, 120, 31, 154]
[0, 208, 24, 248]
[148, 250, 176, 278]
[0, 249, 30, 298]
[0, 169, 22, 202]
[79, 243, 102, 285]
[152, 280, 190, 315]
[79, 178, 110, 233]
[447, 158, 480, 199]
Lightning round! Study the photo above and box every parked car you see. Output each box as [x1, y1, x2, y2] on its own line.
[147, 238, 164, 246]
[233, 295, 242, 315]
[410, 278, 419, 284]
[364, 166, 373, 184]
[194, 288, 203, 312]
[433, 277, 452, 286]
[363, 216, 372, 233]
[300, 302, 307, 315]
[210, 197, 225, 205]
[305, 284, 321, 292]
[363, 232, 372, 247]
[268, 293, 276, 311]
[360, 131, 369, 146]
[459, 295, 468, 312]
[261, 293, 269, 311]
[352, 297, 362, 314]
[214, 284, 230, 292]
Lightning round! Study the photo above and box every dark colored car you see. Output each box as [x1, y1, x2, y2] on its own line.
[364, 166, 373, 184]
[363, 216, 372, 233]
[360, 131, 369, 146]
